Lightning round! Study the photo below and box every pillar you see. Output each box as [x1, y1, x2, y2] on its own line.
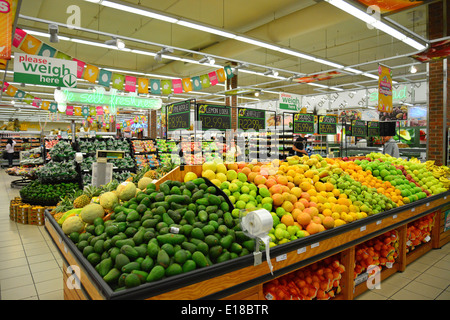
[427, 0, 449, 166]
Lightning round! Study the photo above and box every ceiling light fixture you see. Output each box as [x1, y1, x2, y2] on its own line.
[410, 65, 417, 74]
[48, 24, 59, 43]
[105, 37, 126, 50]
[198, 56, 215, 65]
[263, 69, 279, 77]
[155, 47, 174, 62]
[325, 0, 427, 51]
[81, 0, 357, 71]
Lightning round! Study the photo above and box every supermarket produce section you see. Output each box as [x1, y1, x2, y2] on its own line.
[28, 152, 450, 300]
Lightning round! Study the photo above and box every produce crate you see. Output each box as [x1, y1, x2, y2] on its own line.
[9, 198, 53, 225]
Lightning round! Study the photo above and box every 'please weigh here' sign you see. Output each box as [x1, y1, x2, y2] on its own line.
[14, 53, 78, 88]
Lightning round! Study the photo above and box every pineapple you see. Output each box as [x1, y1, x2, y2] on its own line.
[73, 194, 90, 208]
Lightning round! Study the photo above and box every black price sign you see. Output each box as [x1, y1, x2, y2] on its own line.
[318, 115, 337, 134]
[293, 113, 315, 134]
[238, 108, 265, 131]
[197, 104, 231, 131]
[167, 101, 191, 131]
[351, 120, 367, 137]
[367, 121, 380, 137]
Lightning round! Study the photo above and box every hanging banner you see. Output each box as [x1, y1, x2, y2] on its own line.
[111, 73, 125, 90]
[378, 64, 393, 113]
[182, 78, 192, 92]
[84, 64, 100, 83]
[23, 93, 34, 104]
[19, 34, 41, 55]
[49, 102, 58, 113]
[191, 76, 202, 91]
[224, 65, 234, 78]
[98, 69, 112, 87]
[355, 0, 432, 14]
[208, 71, 218, 86]
[14, 89, 24, 100]
[74, 106, 82, 116]
[65, 105, 74, 116]
[200, 74, 210, 88]
[73, 58, 86, 78]
[137, 78, 148, 94]
[150, 79, 161, 94]
[41, 100, 50, 111]
[81, 106, 90, 117]
[32, 97, 42, 108]
[4, 84, 17, 96]
[0, 0, 18, 60]
[125, 75, 136, 92]
[161, 79, 172, 95]
[14, 53, 78, 88]
[38, 43, 57, 57]
[96, 106, 104, 115]
[12, 27, 25, 48]
[216, 68, 226, 82]
[172, 79, 183, 94]
[55, 51, 72, 60]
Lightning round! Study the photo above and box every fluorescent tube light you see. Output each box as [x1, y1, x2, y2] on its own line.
[177, 20, 237, 39]
[325, 0, 426, 51]
[101, 1, 179, 23]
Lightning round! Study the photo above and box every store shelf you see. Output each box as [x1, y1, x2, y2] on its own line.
[45, 164, 450, 300]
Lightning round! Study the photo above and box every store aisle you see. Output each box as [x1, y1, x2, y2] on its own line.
[0, 170, 64, 300]
[0, 169, 449, 300]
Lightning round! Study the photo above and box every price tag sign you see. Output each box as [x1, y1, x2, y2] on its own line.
[297, 247, 306, 254]
[276, 253, 287, 262]
[238, 107, 266, 131]
[318, 115, 337, 135]
[167, 100, 191, 131]
[293, 113, 315, 134]
[351, 120, 367, 137]
[367, 121, 380, 137]
[197, 104, 231, 131]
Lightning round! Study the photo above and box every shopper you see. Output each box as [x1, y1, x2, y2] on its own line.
[5, 138, 16, 167]
[292, 134, 308, 156]
[382, 136, 400, 158]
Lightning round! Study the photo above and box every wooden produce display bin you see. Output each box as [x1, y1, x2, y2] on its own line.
[45, 165, 450, 300]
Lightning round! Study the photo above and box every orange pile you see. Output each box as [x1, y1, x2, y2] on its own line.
[406, 213, 435, 253]
[263, 255, 345, 300]
[354, 230, 399, 278]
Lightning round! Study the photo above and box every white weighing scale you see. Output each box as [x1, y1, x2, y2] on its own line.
[91, 150, 125, 187]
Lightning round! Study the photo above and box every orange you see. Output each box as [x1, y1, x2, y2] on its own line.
[324, 182, 334, 192]
[281, 200, 294, 213]
[322, 208, 333, 217]
[314, 181, 326, 192]
[307, 188, 317, 197]
[296, 212, 311, 227]
[281, 213, 295, 226]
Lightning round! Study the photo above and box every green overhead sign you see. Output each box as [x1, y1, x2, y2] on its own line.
[54, 87, 162, 110]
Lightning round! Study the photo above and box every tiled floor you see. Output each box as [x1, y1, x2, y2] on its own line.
[355, 243, 450, 300]
[0, 169, 449, 300]
[0, 170, 64, 300]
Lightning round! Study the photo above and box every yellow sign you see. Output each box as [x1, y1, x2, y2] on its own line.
[0, 0, 18, 60]
[83, 64, 99, 83]
[378, 64, 393, 113]
[19, 34, 42, 55]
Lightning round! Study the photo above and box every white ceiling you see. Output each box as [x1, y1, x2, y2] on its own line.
[0, 0, 434, 121]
